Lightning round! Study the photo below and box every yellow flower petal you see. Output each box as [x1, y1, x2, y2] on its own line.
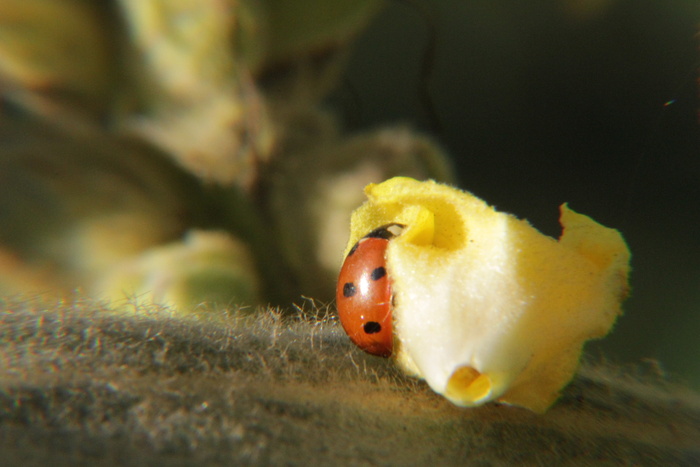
[346, 177, 631, 412]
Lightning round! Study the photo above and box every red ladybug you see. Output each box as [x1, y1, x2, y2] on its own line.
[336, 224, 402, 357]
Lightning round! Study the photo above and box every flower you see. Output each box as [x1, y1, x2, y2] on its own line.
[345, 177, 631, 412]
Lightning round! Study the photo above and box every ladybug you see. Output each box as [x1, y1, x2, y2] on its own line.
[336, 224, 403, 357]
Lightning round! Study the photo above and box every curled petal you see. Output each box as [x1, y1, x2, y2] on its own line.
[346, 177, 630, 412]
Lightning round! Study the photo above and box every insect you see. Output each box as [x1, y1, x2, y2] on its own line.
[336, 224, 403, 357]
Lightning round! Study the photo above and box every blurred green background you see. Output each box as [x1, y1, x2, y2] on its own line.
[328, 0, 699, 388]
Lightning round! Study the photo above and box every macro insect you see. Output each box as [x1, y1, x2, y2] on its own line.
[336, 224, 403, 357]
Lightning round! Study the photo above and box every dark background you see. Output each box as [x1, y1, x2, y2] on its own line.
[328, 0, 699, 388]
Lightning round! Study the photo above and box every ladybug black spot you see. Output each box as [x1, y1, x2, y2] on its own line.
[343, 282, 356, 298]
[371, 267, 386, 281]
[364, 322, 382, 334]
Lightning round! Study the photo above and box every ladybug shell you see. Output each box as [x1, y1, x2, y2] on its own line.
[336, 234, 393, 357]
